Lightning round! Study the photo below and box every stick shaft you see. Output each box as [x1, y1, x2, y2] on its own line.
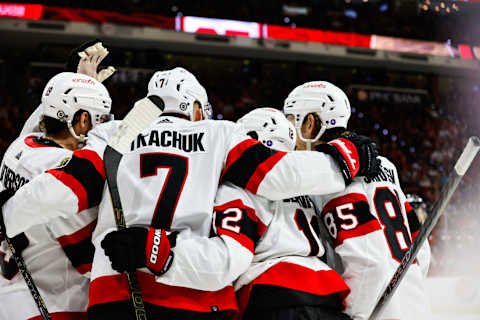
[369, 137, 480, 319]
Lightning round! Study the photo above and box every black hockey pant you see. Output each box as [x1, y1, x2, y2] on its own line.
[243, 305, 352, 320]
[88, 300, 226, 320]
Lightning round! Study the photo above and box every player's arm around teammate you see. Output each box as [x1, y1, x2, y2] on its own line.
[283, 80, 430, 320]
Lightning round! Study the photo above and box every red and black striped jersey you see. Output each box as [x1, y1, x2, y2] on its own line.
[314, 156, 431, 320]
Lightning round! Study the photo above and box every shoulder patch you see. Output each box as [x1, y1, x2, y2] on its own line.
[55, 157, 72, 169]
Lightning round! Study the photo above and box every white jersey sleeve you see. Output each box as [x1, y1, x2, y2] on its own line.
[222, 126, 346, 200]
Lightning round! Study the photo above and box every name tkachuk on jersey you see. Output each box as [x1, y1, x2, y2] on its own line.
[314, 156, 430, 320]
[0, 132, 102, 320]
[130, 130, 206, 153]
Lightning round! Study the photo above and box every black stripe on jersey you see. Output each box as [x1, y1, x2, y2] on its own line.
[214, 208, 261, 245]
[245, 284, 345, 314]
[223, 144, 277, 188]
[325, 200, 375, 227]
[407, 208, 421, 234]
[61, 237, 95, 269]
[56, 155, 104, 209]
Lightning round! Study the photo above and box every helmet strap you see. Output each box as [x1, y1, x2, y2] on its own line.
[67, 121, 87, 144]
[306, 140, 312, 151]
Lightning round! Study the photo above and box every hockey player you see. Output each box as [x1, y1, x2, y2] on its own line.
[0, 71, 112, 320]
[212, 107, 351, 320]
[283, 81, 431, 319]
[3, 68, 379, 319]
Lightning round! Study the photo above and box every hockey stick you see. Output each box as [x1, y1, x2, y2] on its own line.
[0, 204, 52, 320]
[369, 136, 480, 320]
[103, 96, 164, 320]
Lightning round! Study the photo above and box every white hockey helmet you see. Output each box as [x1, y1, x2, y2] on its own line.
[147, 67, 210, 120]
[283, 81, 351, 143]
[237, 107, 296, 152]
[41, 72, 112, 141]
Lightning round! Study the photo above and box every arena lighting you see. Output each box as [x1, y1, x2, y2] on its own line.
[0, 3, 42, 19]
[419, 0, 465, 14]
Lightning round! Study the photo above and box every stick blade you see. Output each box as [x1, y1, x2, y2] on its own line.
[108, 97, 164, 154]
[454, 136, 480, 175]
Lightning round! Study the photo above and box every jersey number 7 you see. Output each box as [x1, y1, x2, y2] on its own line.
[140, 153, 188, 230]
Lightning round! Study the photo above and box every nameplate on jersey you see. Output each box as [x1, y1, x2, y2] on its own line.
[0, 164, 29, 191]
[130, 130, 207, 153]
[363, 164, 396, 184]
[283, 195, 314, 209]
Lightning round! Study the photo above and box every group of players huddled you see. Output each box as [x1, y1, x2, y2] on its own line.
[0, 41, 431, 320]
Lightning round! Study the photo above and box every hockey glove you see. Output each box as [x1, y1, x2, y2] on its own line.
[315, 133, 380, 185]
[101, 227, 176, 276]
[65, 39, 116, 83]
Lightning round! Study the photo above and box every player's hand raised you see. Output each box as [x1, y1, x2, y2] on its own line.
[65, 39, 116, 83]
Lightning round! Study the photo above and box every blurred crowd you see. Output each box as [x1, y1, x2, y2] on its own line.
[0, 51, 478, 276]
[15, 0, 478, 44]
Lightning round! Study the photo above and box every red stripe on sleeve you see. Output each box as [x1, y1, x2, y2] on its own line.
[75, 263, 92, 275]
[405, 201, 413, 213]
[216, 228, 255, 253]
[411, 230, 419, 241]
[323, 193, 369, 212]
[73, 149, 106, 180]
[245, 151, 287, 194]
[221, 139, 260, 180]
[48, 170, 88, 212]
[56, 220, 97, 247]
[247, 208, 267, 237]
[335, 219, 382, 247]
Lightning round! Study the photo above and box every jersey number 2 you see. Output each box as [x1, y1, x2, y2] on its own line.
[140, 153, 188, 229]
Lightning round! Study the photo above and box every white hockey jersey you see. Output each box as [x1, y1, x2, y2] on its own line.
[0, 133, 97, 320]
[213, 183, 350, 318]
[313, 156, 430, 320]
[4, 116, 348, 313]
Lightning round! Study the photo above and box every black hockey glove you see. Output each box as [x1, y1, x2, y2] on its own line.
[101, 227, 177, 276]
[315, 133, 380, 185]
